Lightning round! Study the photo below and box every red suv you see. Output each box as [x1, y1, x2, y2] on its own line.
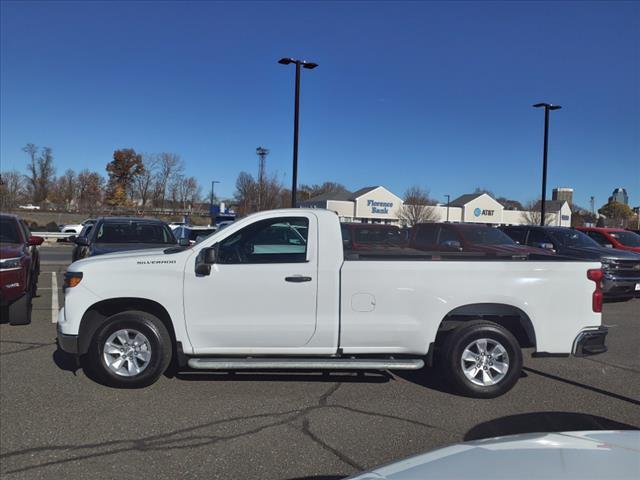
[576, 227, 640, 253]
[0, 214, 44, 325]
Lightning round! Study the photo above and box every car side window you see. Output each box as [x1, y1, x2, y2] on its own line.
[438, 227, 459, 244]
[217, 217, 309, 264]
[586, 231, 613, 248]
[504, 228, 526, 245]
[412, 225, 437, 247]
[527, 230, 554, 248]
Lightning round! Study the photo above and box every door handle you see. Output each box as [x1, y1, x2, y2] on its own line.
[285, 275, 312, 283]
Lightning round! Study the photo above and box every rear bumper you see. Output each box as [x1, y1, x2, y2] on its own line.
[572, 326, 608, 356]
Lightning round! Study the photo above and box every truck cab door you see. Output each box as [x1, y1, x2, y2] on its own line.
[183, 214, 318, 352]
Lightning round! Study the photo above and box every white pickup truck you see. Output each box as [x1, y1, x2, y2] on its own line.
[57, 209, 608, 397]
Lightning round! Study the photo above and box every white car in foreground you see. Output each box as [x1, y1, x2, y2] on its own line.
[348, 430, 640, 479]
[58, 209, 607, 397]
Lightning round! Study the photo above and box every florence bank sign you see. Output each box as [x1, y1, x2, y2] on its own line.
[367, 199, 394, 214]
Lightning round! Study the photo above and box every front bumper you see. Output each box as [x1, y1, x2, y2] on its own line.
[572, 326, 608, 356]
[602, 274, 640, 298]
[57, 327, 79, 354]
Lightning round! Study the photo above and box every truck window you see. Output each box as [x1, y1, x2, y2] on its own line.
[502, 228, 526, 245]
[412, 225, 437, 247]
[527, 230, 555, 249]
[438, 227, 460, 245]
[586, 231, 613, 248]
[217, 217, 309, 264]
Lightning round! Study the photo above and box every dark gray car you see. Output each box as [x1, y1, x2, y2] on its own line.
[500, 225, 640, 300]
[73, 217, 178, 260]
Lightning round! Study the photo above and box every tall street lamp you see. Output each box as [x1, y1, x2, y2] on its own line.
[278, 57, 318, 207]
[444, 194, 451, 222]
[533, 102, 562, 226]
[210, 180, 220, 217]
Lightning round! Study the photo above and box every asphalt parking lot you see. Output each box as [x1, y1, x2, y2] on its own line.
[1, 246, 639, 480]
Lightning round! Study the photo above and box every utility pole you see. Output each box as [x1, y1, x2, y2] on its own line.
[590, 196, 595, 215]
[445, 194, 451, 222]
[533, 103, 562, 226]
[210, 180, 220, 219]
[256, 147, 269, 211]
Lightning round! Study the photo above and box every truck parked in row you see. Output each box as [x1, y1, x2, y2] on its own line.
[58, 209, 607, 398]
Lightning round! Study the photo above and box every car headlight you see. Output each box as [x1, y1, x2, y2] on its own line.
[600, 258, 615, 270]
[0, 257, 23, 271]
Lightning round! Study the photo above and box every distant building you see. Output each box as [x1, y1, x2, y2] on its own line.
[609, 187, 629, 205]
[552, 187, 573, 205]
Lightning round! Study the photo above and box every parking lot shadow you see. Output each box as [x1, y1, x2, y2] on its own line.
[464, 412, 640, 441]
[174, 370, 392, 384]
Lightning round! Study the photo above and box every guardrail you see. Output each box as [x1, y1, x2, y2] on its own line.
[31, 232, 76, 240]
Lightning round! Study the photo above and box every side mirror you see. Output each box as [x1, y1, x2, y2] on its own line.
[537, 242, 555, 251]
[195, 246, 217, 276]
[75, 236, 90, 247]
[603, 244, 614, 249]
[28, 236, 44, 246]
[178, 238, 190, 247]
[441, 240, 462, 250]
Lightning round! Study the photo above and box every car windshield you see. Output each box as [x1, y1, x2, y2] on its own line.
[354, 227, 403, 244]
[0, 218, 21, 243]
[609, 231, 640, 247]
[95, 222, 175, 244]
[460, 227, 515, 245]
[551, 229, 600, 248]
[186, 228, 216, 241]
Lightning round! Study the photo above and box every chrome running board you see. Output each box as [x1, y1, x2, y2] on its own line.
[187, 357, 424, 371]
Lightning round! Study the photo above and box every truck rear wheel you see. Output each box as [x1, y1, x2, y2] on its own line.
[441, 320, 522, 398]
[85, 311, 172, 388]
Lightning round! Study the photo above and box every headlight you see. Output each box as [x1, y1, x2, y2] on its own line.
[0, 257, 23, 271]
[600, 258, 615, 270]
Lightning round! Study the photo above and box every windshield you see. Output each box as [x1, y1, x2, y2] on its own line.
[609, 231, 640, 247]
[550, 229, 600, 248]
[0, 218, 21, 244]
[186, 228, 216, 241]
[460, 227, 515, 245]
[95, 222, 175, 244]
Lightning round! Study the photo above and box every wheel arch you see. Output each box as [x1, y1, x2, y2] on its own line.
[78, 298, 177, 356]
[437, 303, 536, 349]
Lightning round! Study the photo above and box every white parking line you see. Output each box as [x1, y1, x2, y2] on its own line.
[51, 272, 59, 323]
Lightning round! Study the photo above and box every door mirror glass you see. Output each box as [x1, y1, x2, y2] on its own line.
[75, 236, 90, 246]
[195, 246, 217, 276]
[178, 237, 190, 247]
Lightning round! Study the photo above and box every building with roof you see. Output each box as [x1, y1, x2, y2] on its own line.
[609, 187, 629, 205]
[300, 186, 571, 227]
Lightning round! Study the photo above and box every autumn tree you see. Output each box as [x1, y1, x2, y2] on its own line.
[398, 185, 438, 226]
[598, 200, 634, 227]
[106, 148, 144, 206]
[23, 143, 55, 204]
[135, 154, 159, 209]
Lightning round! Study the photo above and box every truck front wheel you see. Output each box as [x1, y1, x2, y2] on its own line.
[441, 320, 522, 398]
[85, 311, 172, 388]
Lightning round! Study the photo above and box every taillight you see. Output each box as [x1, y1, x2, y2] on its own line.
[587, 268, 603, 313]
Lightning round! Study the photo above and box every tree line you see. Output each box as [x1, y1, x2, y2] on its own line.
[0, 144, 202, 214]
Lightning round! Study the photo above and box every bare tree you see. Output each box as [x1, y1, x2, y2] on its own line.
[135, 154, 159, 209]
[154, 153, 183, 210]
[0, 170, 26, 209]
[77, 170, 104, 214]
[521, 200, 555, 226]
[398, 185, 438, 226]
[57, 169, 77, 210]
[234, 171, 257, 216]
[23, 144, 55, 204]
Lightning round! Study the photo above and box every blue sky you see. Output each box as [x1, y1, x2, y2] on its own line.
[1, 1, 638, 208]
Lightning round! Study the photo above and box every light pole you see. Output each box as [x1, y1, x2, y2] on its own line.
[210, 180, 220, 216]
[533, 102, 562, 226]
[444, 194, 450, 222]
[278, 57, 318, 207]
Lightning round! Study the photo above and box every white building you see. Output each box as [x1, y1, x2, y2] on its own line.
[300, 187, 571, 227]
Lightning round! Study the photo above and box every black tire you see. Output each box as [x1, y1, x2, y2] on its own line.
[9, 293, 32, 326]
[85, 311, 172, 388]
[441, 320, 522, 398]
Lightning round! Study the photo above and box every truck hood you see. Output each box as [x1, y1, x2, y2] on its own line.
[71, 246, 190, 270]
[562, 246, 640, 261]
[89, 243, 178, 256]
[348, 431, 640, 480]
[0, 243, 25, 260]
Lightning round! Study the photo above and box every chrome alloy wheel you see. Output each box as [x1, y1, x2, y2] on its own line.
[103, 329, 152, 377]
[461, 338, 509, 386]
